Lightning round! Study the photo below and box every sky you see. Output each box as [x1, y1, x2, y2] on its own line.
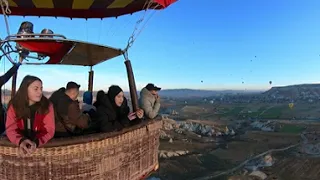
[0, 0, 320, 92]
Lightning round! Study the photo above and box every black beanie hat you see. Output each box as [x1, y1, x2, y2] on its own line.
[107, 85, 123, 103]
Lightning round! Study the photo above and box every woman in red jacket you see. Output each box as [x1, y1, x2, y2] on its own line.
[6, 75, 55, 155]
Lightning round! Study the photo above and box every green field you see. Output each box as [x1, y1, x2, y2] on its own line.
[223, 106, 245, 117]
[259, 106, 287, 119]
[278, 124, 305, 134]
[218, 105, 287, 119]
[212, 103, 320, 120]
[171, 101, 320, 121]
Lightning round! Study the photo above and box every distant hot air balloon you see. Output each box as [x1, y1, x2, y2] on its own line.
[289, 103, 294, 109]
[269, 81, 272, 85]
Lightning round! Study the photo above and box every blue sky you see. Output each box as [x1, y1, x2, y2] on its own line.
[1, 0, 320, 91]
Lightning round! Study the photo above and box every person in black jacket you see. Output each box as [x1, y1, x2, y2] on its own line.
[0, 61, 22, 135]
[95, 85, 144, 133]
[93, 90, 105, 109]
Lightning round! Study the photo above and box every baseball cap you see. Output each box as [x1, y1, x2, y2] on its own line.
[146, 83, 161, 91]
[66, 81, 80, 90]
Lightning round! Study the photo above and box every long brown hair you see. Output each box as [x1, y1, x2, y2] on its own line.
[8, 75, 50, 120]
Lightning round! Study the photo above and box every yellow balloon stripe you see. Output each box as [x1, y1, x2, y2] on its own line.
[32, 0, 54, 8]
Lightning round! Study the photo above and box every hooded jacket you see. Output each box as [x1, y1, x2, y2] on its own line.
[95, 92, 130, 132]
[82, 91, 96, 113]
[139, 87, 160, 119]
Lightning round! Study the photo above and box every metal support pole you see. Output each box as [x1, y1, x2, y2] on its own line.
[124, 59, 139, 112]
[88, 66, 94, 92]
[11, 70, 17, 98]
[10, 56, 22, 98]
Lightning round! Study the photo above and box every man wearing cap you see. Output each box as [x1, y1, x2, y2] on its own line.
[49, 81, 90, 137]
[139, 83, 161, 119]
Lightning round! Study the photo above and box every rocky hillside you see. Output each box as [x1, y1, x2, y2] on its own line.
[153, 118, 320, 180]
[160, 118, 233, 139]
[158, 118, 236, 160]
[262, 84, 320, 100]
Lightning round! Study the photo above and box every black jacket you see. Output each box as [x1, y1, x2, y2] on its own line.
[95, 93, 131, 132]
[0, 64, 19, 134]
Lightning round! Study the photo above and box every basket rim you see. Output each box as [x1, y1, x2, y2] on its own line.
[0, 119, 162, 148]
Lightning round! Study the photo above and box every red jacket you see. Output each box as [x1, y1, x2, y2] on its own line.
[6, 104, 55, 147]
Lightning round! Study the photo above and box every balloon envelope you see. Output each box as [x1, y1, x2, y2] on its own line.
[3, 0, 177, 19]
[288, 103, 294, 109]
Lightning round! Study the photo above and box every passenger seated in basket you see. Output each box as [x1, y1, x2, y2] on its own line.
[93, 90, 105, 109]
[6, 75, 55, 155]
[139, 83, 161, 119]
[95, 85, 144, 132]
[0, 60, 22, 135]
[49, 82, 90, 137]
[82, 91, 96, 113]
[81, 91, 101, 133]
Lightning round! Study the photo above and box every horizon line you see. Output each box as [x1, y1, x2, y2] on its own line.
[2, 87, 268, 92]
[3, 82, 319, 92]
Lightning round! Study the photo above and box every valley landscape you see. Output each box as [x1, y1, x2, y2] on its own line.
[3, 83, 320, 180]
[152, 83, 320, 180]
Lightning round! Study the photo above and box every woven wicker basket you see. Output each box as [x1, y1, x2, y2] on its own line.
[0, 120, 162, 180]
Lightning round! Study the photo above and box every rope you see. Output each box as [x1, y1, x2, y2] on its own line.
[85, 20, 88, 41]
[134, 7, 158, 42]
[98, 20, 103, 44]
[1, 56, 5, 105]
[0, 0, 11, 14]
[123, 0, 159, 57]
[2, 43, 15, 64]
[105, 18, 116, 39]
[0, 0, 11, 36]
